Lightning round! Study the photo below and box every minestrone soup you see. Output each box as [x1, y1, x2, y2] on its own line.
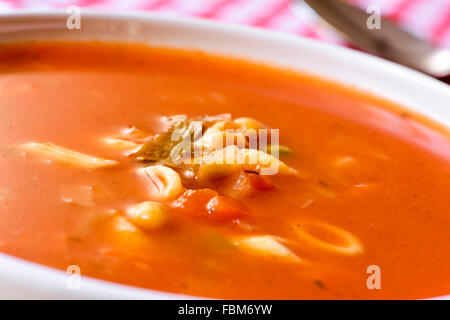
[0, 42, 449, 299]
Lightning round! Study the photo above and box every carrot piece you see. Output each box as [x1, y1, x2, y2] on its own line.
[248, 173, 274, 191]
[206, 196, 248, 222]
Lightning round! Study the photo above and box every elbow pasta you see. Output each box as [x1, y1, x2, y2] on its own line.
[196, 127, 225, 152]
[21, 142, 117, 169]
[196, 145, 244, 181]
[293, 221, 363, 255]
[197, 123, 247, 153]
[197, 146, 297, 179]
[235, 235, 302, 263]
[126, 201, 169, 230]
[209, 120, 240, 131]
[242, 148, 297, 176]
[137, 165, 184, 201]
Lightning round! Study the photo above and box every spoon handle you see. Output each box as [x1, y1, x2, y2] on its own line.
[302, 0, 450, 79]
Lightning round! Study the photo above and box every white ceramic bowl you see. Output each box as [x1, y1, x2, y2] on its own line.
[0, 11, 449, 299]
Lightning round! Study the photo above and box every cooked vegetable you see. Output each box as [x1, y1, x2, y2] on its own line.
[132, 115, 226, 166]
[132, 117, 196, 165]
[227, 171, 255, 199]
[206, 195, 248, 221]
[247, 172, 274, 191]
[174, 189, 247, 222]
[174, 188, 219, 219]
[222, 171, 273, 199]
[129, 114, 298, 197]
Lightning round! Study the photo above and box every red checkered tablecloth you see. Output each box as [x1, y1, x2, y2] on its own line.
[0, 0, 449, 49]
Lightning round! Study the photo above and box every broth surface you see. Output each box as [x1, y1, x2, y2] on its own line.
[0, 42, 449, 299]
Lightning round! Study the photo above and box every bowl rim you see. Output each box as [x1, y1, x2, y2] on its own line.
[0, 9, 448, 300]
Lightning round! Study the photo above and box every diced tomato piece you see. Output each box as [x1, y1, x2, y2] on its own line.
[230, 171, 254, 199]
[248, 173, 274, 191]
[221, 171, 273, 199]
[206, 196, 248, 222]
[174, 189, 218, 218]
[174, 189, 248, 222]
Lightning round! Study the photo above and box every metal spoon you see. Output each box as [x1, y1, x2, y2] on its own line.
[302, 0, 450, 79]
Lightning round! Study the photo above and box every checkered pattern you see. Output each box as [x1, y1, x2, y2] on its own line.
[0, 0, 449, 48]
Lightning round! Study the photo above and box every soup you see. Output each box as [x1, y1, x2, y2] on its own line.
[0, 42, 449, 299]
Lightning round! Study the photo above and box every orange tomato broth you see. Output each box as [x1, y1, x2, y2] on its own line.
[0, 41, 449, 300]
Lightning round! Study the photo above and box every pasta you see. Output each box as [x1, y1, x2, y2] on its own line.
[196, 145, 244, 180]
[292, 221, 363, 255]
[126, 201, 169, 230]
[137, 165, 184, 201]
[197, 125, 247, 153]
[196, 127, 225, 152]
[21, 142, 117, 169]
[197, 146, 297, 180]
[235, 235, 302, 263]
